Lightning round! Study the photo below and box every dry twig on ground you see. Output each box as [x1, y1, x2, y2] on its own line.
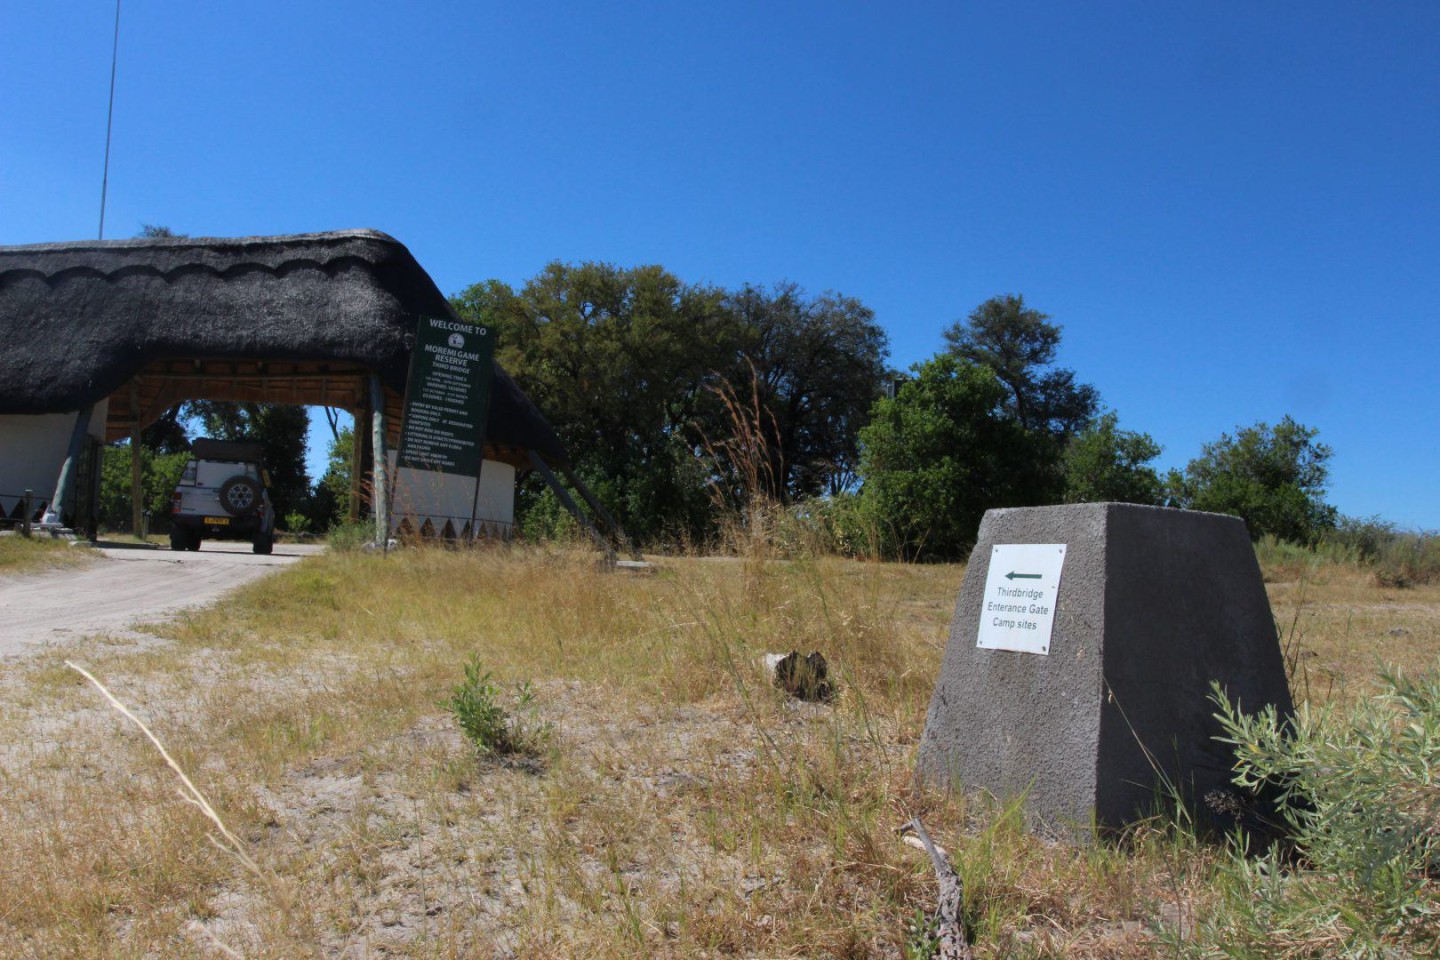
[901, 817, 975, 960]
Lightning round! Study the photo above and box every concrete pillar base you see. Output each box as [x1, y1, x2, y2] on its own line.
[916, 503, 1294, 836]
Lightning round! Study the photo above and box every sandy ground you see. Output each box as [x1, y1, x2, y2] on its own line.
[0, 539, 324, 658]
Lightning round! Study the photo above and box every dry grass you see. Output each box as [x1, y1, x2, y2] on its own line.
[0, 542, 1435, 958]
[1264, 560, 1440, 707]
[0, 534, 92, 574]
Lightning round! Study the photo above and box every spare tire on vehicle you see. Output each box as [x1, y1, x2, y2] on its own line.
[219, 475, 262, 517]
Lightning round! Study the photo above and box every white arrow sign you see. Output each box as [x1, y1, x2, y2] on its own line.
[976, 543, 1068, 655]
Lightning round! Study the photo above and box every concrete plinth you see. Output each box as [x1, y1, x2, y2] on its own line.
[916, 503, 1293, 834]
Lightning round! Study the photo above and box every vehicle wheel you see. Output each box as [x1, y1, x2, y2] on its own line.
[253, 534, 273, 555]
[188, 537, 202, 552]
[169, 527, 191, 551]
[219, 475, 263, 517]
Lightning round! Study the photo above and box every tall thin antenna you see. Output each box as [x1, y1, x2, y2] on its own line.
[98, 0, 122, 240]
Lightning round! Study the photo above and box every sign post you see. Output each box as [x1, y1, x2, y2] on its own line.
[917, 503, 1295, 836]
[396, 316, 496, 536]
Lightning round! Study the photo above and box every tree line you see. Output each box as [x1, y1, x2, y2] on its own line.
[450, 265, 1338, 559]
[102, 251, 1340, 558]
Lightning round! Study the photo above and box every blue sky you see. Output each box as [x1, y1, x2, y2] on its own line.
[3, 2, 1437, 528]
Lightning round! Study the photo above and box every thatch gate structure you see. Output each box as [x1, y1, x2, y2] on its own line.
[0, 230, 581, 544]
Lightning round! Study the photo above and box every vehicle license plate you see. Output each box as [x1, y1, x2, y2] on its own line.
[204, 517, 230, 526]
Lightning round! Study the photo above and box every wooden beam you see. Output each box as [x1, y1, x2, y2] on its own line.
[131, 369, 368, 382]
[370, 376, 390, 547]
[527, 451, 614, 560]
[560, 462, 639, 560]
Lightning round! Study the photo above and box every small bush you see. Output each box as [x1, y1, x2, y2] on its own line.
[440, 655, 549, 760]
[1174, 666, 1440, 956]
[1253, 534, 1326, 582]
[326, 520, 374, 552]
[1373, 532, 1440, 589]
[803, 492, 899, 560]
[1253, 521, 1440, 590]
[1323, 514, 1398, 564]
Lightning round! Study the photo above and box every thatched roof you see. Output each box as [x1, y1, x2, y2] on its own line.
[0, 229, 567, 464]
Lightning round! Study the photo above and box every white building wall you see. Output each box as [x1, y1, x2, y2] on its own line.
[0, 402, 109, 519]
[386, 455, 517, 539]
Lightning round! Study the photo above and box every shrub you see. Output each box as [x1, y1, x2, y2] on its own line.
[1323, 514, 1399, 564]
[1061, 411, 1164, 506]
[98, 445, 191, 533]
[804, 492, 896, 560]
[1175, 666, 1440, 956]
[854, 355, 1053, 561]
[326, 520, 374, 552]
[1171, 416, 1337, 545]
[1253, 534, 1325, 582]
[1373, 532, 1440, 589]
[440, 655, 549, 760]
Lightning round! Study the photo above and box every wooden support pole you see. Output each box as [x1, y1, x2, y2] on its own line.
[526, 451, 614, 559]
[42, 404, 96, 527]
[370, 376, 390, 547]
[560, 462, 640, 560]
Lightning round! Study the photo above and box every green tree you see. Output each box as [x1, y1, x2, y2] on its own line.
[302, 425, 355, 531]
[99, 444, 190, 532]
[137, 406, 191, 454]
[452, 262, 741, 545]
[854, 355, 1053, 560]
[1062, 412, 1164, 505]
[719, 283, 889, 501]
[942, 294, 1098, 440]
[187, 401, 312, 528]
[1170, 416, 1337, 543]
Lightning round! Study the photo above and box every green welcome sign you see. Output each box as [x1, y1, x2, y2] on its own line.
[396, 316, 495, 477]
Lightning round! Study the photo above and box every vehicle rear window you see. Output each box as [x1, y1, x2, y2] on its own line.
[192, 460, 262, 487]
[180, 460, 198, 485]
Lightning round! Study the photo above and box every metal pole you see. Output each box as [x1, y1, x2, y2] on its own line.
[467, 458, 486, 543]
[42, 404, 96, 527]
[370, 376, 390, 549]
[98, 0, 121, 239]
[22, 490, 32, 538]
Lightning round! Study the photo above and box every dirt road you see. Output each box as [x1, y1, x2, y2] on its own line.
[0, 540, 324, 658]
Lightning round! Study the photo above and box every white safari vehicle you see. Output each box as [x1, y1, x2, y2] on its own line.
[170, 438, 276, 554]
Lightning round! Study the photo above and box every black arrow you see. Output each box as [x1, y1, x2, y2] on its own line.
[1005, 571, 1041, 581]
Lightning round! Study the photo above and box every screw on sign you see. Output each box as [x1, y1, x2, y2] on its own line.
[976, 544, 1067, 655]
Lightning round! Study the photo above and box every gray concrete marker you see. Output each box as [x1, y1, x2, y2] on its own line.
[916, 503, 1294, 835]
